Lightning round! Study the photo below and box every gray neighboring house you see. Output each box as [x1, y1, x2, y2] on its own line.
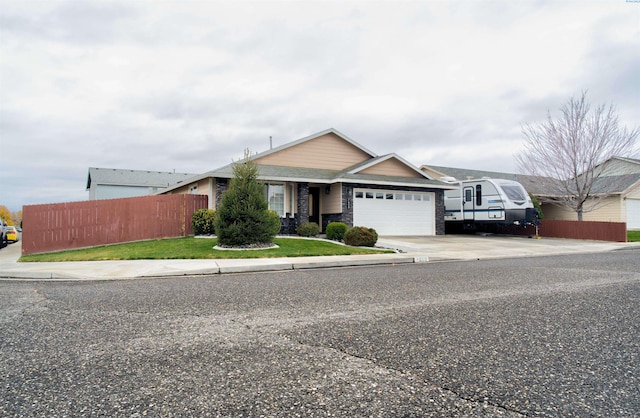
[86, 167, 197, 200]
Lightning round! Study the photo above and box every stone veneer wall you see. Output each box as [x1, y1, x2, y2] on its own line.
[295, 183, 310, 232]
[434, 190, 445, 235]
[215, 178, 228, 209]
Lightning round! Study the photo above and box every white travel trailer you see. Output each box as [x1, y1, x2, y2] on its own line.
[443, 177, 539, 230]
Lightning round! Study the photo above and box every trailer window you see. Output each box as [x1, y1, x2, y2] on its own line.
[476, 185, 482, 206]
[501, 185, 526, 201]
[464, 189, 472, 202]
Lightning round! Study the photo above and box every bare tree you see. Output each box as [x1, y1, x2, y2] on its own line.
[516, 92, 639, 220]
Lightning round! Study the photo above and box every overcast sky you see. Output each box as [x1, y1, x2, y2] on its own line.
[1, 1, 639, 212]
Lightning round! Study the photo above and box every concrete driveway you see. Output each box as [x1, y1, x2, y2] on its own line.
[377, 234, 638, 261]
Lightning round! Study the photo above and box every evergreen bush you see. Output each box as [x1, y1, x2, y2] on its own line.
[191, 209, 216, 235]
[214, 151, 279, 246]
[267, 210, 282, 236]
[326, 221, 348, 241]
[344, 226, 378, 247]
[296, 222, 320, 237]
[529, 192, 544, 219]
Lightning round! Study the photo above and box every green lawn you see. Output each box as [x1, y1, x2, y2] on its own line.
[19, 237, 392, 262]
[628, 231, 640, 242]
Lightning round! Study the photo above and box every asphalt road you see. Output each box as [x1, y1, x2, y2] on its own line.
[1, 250, 639, 417]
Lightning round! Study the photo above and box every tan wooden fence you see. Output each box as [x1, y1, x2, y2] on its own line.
[22, 194, 208, 255]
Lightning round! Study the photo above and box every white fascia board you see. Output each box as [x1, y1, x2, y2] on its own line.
[419, 165, 448, 179]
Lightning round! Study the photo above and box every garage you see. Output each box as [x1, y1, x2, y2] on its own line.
[627, 198, 640, 230]
[352, 188, 435, 235]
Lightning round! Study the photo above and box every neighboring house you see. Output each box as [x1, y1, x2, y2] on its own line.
[161, 128, 455, 235]
[86, 167, 197, 200]
[421, 157, 640, 229]
[535, 157, 640, 228]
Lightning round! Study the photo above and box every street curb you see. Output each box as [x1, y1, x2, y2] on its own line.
[0, 255, 426, 281]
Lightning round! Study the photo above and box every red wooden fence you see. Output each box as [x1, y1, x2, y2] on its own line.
[504, 220, 627, 242]
[22, 194, 208, 255]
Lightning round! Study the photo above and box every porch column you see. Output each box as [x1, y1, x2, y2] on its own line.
[342, 184, 354, 227]
[215, 178, 228, 210]
[296, 183, 309, 228]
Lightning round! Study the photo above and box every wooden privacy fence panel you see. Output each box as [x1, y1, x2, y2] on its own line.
[22, 194, 208, 255]
[503, 220, 627, 242]
[537, 219, 627, 242]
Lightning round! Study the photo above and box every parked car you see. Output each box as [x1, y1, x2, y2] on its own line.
[0, 222, 6, 248]
[5, 226, 19, 243]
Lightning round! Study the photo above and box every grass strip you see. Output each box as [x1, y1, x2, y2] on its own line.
[20, 237, 392, 262]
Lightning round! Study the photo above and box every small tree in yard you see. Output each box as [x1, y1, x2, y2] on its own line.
[214, 150, 280, 246]
[516, 91, 639, 220]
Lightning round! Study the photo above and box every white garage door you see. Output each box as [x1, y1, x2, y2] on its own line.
[353, 188, 435, 235]
[627, 198, 640, 230]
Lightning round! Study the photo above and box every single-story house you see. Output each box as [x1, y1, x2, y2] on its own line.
[86, 167, 197, 200]
[160, 129, 455, 235]
[421, 157, 640, 229]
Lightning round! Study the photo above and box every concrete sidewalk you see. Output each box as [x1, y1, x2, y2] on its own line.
[0, 235, 638, 281]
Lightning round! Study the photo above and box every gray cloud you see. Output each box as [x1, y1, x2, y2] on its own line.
[1, 1, 638, 212]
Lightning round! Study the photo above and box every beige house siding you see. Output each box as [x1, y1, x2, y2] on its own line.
[167, 183, 191, 195]
[360, 158, 423, 178]
[542, 196, 623, 222]
[626, 182, 640, 199]
[420, 166, 447, 180]
[254, 132, 372, 170]
[165, 179, 215, 209]
[322, 185, 343, 214]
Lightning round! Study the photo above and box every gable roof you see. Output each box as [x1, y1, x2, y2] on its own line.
[87, 167, 197, 190]
[347, 154, 428, 178]
[160, 129, 452, 193]
[254, 128, 376, 163]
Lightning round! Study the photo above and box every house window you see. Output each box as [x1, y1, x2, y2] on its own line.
[265, 184, 285, 217]
[355, 191, 364, 198]
[189, 185, 198, 194]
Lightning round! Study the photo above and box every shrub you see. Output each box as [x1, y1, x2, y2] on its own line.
[344, 226, 378, 247]
[267, 210, 282, 237]
[529, 192, 544, 219]
[326, 222, 348, 241]
[214, 150, 279, 246]
[296, 222, 320, 237]
[191, 209, 216, 235]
